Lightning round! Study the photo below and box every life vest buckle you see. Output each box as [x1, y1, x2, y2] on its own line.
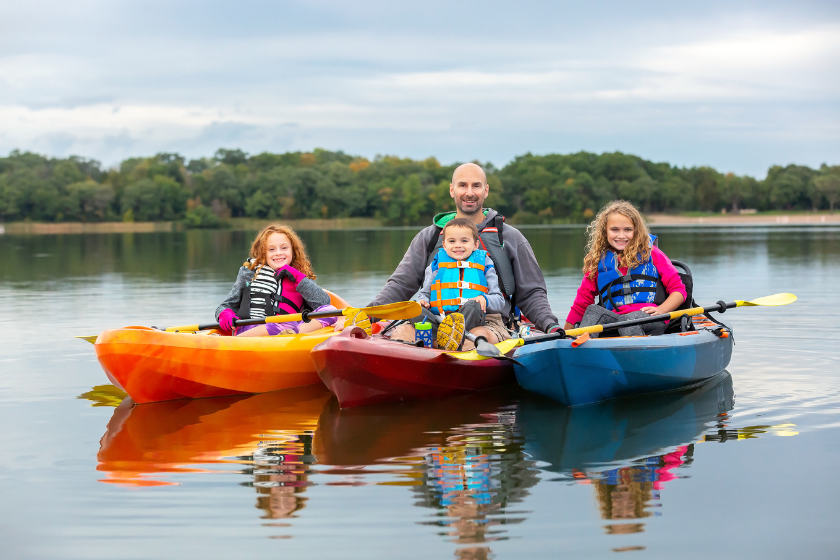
[455, 260, 469, 268]
[456, 281, 469, 289]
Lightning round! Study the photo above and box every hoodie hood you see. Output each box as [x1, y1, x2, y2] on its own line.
[432, 208, 498, 228]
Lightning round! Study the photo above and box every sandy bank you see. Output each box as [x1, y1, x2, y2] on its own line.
[647, 213, 840, 226]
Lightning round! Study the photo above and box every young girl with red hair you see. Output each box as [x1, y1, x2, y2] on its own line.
[215, 224, 338, 336]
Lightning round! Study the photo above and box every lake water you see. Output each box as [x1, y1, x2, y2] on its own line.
[1, 226, 838, 559]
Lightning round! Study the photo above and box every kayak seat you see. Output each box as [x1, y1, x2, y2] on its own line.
[662, 260, 696, 335]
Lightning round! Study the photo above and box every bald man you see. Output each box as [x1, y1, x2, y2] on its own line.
[357, 163, 561, 348]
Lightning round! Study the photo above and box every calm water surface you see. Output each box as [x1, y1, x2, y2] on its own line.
[1, 226, 838, 559]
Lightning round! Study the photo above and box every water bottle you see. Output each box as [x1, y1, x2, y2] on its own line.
[414, 321, 433, 348]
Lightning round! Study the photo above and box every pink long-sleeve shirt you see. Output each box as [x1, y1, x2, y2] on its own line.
[566, 246, 687, 325]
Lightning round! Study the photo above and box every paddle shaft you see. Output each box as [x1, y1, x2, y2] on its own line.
[170, 308, 343, 333]
[523, 300, 737, 344]
[163, 301, 421, 333]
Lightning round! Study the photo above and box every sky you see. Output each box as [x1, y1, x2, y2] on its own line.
[0, 0, 838, 177]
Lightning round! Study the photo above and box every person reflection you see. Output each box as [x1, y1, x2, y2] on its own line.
[412, 418, 538, 545]
[580, 445, 692, 534]
[248, 434, 314, 519]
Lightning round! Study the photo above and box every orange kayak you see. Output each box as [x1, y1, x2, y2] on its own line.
[95, 293, 348, 404]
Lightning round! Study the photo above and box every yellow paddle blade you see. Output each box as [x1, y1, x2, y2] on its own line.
[362, 301, 422, 320]
[75, 335, 98, 344]
[736, 293, 797, 307]
[444, 338, 523, 361]
[77, 384, 128, 407]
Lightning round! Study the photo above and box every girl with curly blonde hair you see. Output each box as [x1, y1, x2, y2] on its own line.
[215, 224, 338, 336]
[565, 201, 686, 337]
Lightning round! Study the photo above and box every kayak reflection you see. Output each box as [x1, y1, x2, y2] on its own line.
[517, 372, 734, 473]
[517, 373, 734, 536]
[95, 385, 331, 518]
[314, 388, 538, 546]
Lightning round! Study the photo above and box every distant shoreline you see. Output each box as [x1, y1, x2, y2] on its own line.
[0, 217, 383, 235]
[645, 212, 840, 226]
[1, 213, 838, 235]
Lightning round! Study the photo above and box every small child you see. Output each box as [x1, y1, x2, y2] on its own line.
[414, 218, 506, 350]
[215, 224, 338, 336]
[565, 200, 686, 337]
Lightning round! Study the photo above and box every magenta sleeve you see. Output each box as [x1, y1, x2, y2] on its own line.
[651, 247, 687, 301]
[566, 274, 599, 325]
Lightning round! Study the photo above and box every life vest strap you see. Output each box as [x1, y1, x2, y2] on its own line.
[431, 280, 488, 293]
[603, 285, 658, 297]
[272, 292, 304, 313]
[430, 297, 476, 309]
[598, 274, 660, 298]
[437, 260, 485, 271]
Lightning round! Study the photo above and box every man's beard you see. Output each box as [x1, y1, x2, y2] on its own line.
[457, 198, 483, 215]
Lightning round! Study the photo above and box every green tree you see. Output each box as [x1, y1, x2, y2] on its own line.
[815, 165, 840, 213]
[121, 176, 188, 221]
[62, 180, 115, 221]
[718, 173, 751, 213]
[766, 165, 814, 210]
[0, 175, 23, 220]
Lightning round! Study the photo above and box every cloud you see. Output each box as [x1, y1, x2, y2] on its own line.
[0, 1, 837, 175]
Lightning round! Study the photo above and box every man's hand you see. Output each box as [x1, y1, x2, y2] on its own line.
[469, 296, 487, 313]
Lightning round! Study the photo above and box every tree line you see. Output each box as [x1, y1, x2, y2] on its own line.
[1, 148, 838, 227]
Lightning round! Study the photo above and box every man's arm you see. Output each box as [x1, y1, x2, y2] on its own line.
[367, 226, 438, 306]
[505, 230, 560, 332]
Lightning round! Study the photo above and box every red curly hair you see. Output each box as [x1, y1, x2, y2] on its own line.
[244, 224, 316, 280]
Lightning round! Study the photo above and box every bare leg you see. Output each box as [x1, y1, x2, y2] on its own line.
[298, 321, 323, 334]
[391, 323, 416, 342]
[461, 326, 500, 351]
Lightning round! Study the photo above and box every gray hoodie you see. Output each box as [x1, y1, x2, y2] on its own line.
[368, 208, 559, 332]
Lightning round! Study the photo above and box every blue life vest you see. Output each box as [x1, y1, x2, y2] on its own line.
[430, 249, 489, 314]
[597, 235, 662, 311]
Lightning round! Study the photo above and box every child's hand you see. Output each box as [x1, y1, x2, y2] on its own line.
[274, 265, 306, 285]
[418, 299, 430, 308]
[641, 306, 661, 315]
[333, 316, 346, 331]
[219, 308, 239, 331]
[470, 296, 487, 313]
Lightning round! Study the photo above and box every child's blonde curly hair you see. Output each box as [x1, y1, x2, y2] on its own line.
[582, 200, 651, 280]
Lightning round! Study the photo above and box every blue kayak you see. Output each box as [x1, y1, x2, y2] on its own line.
[513, 322, 733, 406]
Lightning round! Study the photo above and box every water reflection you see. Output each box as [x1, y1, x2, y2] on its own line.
[315, 389, 538, 552]
[94, 384, 330, 520]
[518, 374, 734, 542]
[84, 372, 803, 552]
[3, 226, 839, 284]
[243, 433, 316, 519]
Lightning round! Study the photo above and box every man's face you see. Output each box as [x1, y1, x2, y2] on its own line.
[450, 167, 489, 215]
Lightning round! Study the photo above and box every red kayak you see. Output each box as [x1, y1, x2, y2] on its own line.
[311, 327, 522, 409]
